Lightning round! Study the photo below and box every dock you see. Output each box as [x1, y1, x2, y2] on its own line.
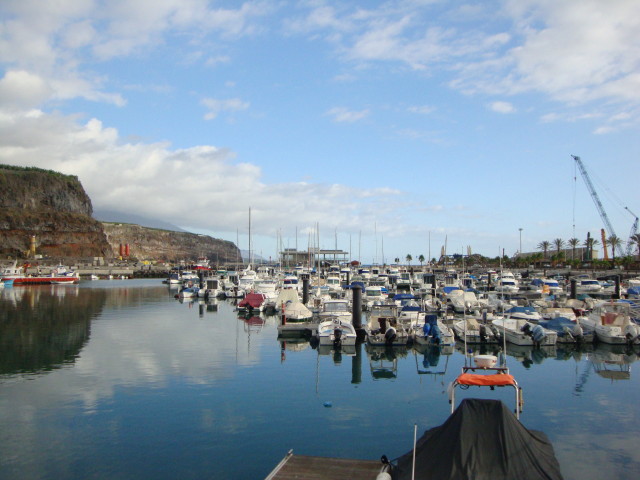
[265, 451, 384, 480]
[276, 322, 318, 337]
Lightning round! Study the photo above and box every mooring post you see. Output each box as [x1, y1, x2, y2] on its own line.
[570, 278, 577, 299]
[302, 274, 309, 304]
[351, 285, 365, 339]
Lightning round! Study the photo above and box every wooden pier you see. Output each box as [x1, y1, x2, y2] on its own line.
[265, 451, 383, 480]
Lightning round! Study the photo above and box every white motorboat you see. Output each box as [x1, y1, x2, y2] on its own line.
[413, 314, 455, 347]
[491, 318, 557, 346]
[446, 289, 486, 314]
[493, 277, 519, 294]
[325, 275, 342, 292]
[579, 301, 640, 345]
[282, 300, 313, 322]
[504, 306, 543, 323]
[318, 299, 351, 322]
[178, 286, 199, 299]
[317, 317, 357, 347]
[452, 317, 498, 344]
[366, 315, 411, 346]
[363, 284, 387, 309]
[575, 278, 602, 294]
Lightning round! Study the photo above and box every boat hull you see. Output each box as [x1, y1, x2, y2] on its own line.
[2, 276, 79, 285]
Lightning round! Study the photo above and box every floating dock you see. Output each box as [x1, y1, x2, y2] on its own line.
[276, 322, 318, 337]
[265, 451, 383, 480]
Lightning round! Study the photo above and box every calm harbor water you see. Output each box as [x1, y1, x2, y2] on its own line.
[1, 279, 639, 480]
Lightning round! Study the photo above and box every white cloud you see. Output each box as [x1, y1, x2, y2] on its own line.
[0, 108, 405, 238]
[489, 101, 515, 114]
[325, 106, 370, 123]
[201, 97, 250, 120]
[408, 105, 435, 115]
[0, 70, 52, 109]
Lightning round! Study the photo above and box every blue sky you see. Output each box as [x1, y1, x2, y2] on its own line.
[1, 0, 638, 263]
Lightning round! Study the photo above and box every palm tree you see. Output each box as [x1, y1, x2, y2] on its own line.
[583, 237, 600, 261]
[406, 254, 412, 266]
[537, 240, 551, 259]
[553, 238, 564, 255]
[418, 254, 425, 267]
[607, 235, 623, 266]
[552, 238, 564, 265]
[394, 257, 400, 264]
[568, 238, 580, 261]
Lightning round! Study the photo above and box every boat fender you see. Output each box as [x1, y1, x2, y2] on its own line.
[376, 473, 392, 480]
[384, 327, 397, 345]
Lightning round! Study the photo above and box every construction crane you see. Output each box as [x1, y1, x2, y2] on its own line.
[572, 155, 619, 257]
[626, 207, 639, 256]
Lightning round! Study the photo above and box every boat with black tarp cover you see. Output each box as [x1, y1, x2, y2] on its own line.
[388, 398, 563, 480]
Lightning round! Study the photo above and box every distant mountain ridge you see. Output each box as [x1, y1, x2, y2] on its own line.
[93, 209, 187, 232]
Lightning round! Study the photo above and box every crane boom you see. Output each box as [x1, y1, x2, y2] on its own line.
[572, 155, 619, 256]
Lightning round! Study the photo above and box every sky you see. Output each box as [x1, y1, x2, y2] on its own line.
[1, 0, 639, 264]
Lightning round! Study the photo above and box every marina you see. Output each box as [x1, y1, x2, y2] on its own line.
[0, 278, 639, 479]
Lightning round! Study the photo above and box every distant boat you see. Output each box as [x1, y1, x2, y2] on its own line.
[1, 261, 79, 285]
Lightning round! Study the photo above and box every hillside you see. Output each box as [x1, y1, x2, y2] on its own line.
[101, 223, 239, 264]
[0, 165, 111, 258]
[0, 165, 240, 263]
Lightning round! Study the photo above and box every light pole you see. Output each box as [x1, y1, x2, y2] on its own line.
[519, 228, 523, 255]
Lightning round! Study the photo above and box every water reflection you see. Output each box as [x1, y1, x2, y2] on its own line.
[590, 343, 638, 381]
[0, 286, 106, 376]
[366, 344, 410, 380]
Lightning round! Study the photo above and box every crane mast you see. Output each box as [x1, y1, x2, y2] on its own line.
[626, 207, 639, 256]
[572, 155, 619, 257]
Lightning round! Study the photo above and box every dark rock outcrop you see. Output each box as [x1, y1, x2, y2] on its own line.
[0, 165, 111, 258]
[0, 165, 240, 263]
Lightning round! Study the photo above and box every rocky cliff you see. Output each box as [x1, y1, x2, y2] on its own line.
[0, 165, 111, 258]
[101, 223, 240, 264]
[0, 165, 240, 263]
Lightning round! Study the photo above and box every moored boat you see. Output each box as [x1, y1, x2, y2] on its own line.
[1, 262, 79, 285]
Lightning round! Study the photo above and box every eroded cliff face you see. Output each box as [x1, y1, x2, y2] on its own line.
[0, 166, 111, 258]
[0, 165, 239, 263]
[102, 223, 240, 264]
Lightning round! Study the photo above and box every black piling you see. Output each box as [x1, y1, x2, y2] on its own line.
[302, 274, 310, 304]
[570, 278, 577, 299]
[614, 275, 621, 299]
[351, 285, 365, 339]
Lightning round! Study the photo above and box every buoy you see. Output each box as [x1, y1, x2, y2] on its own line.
[323, 401, 332, 407]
